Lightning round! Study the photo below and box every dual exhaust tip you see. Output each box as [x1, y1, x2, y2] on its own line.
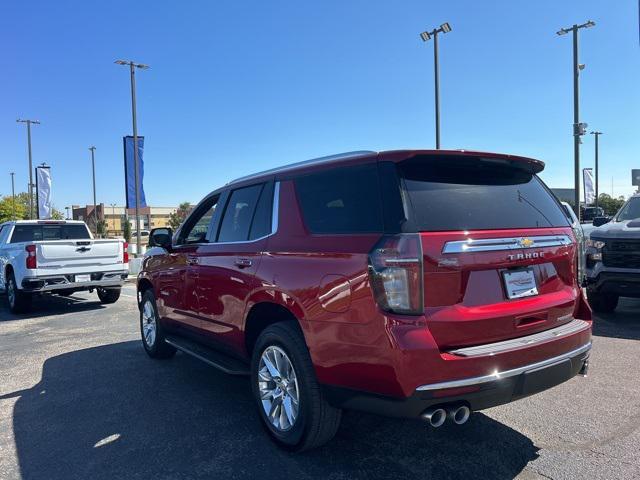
[421, 405, 471, 427]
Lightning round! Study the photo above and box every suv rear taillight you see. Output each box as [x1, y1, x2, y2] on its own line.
[26, 245, 37, 269]
[123, 242, 129, 264]
[368, 234, 423, 315]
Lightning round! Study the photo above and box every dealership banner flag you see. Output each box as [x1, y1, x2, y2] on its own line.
[583, 168, 595, 205]
[36, 165, 52, 219]
[123, 136, 147, 209]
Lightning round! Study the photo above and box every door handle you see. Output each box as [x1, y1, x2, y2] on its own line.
[187, 256, 199, 266]
[234, 258, 252, 268]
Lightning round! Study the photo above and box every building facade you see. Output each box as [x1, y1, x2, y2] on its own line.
[71, 204, 182, 237]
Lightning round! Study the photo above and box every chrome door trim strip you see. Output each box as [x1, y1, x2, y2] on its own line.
[446, 319, 589, 357]
[416, 342, 591, 392]
[442, 234, 573, 254]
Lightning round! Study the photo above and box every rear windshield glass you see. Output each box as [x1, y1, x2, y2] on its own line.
[10, 224, 91, 243]
[398, 157, 569, 231]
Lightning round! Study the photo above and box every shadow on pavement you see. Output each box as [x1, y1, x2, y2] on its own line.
[592, 298, 640, 341]
[3, 341, 539, 480]
[0, 293, 105, 322]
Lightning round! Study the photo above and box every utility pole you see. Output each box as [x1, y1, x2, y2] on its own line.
[10, 172, 16, 220]
[89, 146, 98, 235]
[419, 23, 452, 150]
[556, 20, 595, 219]
[116, 59, 149, 254]
[590, 131, 602, 210]
[16, 119, 40, 219]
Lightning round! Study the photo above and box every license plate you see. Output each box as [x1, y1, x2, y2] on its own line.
[502, 268, 538, 299]
[75, 274, 91, 283]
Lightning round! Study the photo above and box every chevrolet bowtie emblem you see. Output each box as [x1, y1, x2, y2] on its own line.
[519, 238, 534, 248]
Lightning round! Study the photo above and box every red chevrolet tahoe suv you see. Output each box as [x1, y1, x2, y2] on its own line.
[137, 150, 592, 451]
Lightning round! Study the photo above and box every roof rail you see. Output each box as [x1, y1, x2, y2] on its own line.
[228, 150, 377, 185]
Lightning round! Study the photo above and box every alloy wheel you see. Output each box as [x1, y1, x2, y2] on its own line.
[141, 300, 157, 347]
[258, 346, 300, 432]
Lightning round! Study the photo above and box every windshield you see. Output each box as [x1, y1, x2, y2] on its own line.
[616, 197, 640, 222]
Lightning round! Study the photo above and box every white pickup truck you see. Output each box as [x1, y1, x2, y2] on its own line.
[0, 220, 129, 313]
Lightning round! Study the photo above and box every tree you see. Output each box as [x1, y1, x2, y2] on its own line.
[50, 207, 65, 220]
[597, 193, 626, 216]
[123, 218, 132, 243]
[96, 219, 108, 238]
[0, 195, 27, 223]
[168, 202, 192, 229]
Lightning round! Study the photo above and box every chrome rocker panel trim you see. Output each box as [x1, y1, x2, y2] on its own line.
[416, 342, 592, 392]
[442, 234, 573, 254]
[447, 318, 590, 357]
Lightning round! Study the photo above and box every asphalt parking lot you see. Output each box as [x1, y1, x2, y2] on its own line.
[0, 286, 639, 480]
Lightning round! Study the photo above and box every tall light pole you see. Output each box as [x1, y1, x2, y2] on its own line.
[89, 146, 98, 235]
[10, 172, 16, 220]
[590, 131, 602, 210]
[419, 22, 452, 150]
[557, 20, 595, 219]
[16, 118, 40, 219]
[115, 59, 149, 253]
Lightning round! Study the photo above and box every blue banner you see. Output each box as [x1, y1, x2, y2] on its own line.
[123, 136, 147, 209]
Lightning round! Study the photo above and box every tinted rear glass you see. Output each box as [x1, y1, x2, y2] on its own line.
[398, 157, 569, 231]
[10, 224, 91, 243]
[295, 163, 383, 234]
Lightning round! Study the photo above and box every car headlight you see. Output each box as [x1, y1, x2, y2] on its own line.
[585, 239, 605, 262]
[586, 239, 605, 249]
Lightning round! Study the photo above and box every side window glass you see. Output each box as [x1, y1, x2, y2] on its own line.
[249, 182, 274, 240]
[180, 196, 218, 244]
[218, 184, 263, 242]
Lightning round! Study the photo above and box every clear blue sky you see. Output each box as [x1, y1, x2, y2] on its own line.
[2, 0, 639, 210]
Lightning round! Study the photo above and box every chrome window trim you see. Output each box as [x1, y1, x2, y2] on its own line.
[447, 319, 589, 357]
[442, 234, 573, 254]
[416, 342, 591, 392]
[206, 181, 280, 246]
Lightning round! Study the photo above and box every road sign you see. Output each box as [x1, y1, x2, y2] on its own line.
[633, 169, 640, 187]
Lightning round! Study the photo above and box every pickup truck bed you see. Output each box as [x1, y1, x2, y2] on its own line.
[0, 220, 129, 312]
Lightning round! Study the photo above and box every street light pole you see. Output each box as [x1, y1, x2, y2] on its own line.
[115, 59, 149, 254]
[89, 146, 98, 236]
[556, 20, 595, 219]
[10, 172, 16, 220]
[16, 119, 40, 219]
[590, 131, 602, 210]
[420, 23, 452, 150]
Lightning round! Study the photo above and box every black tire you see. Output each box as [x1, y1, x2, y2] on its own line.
[251, 322, 342, 452]
[587, 290, 619, 313]
[139, 289, 176, 359]
[6, 271, 31, 314]
[97, 287, 121, 304]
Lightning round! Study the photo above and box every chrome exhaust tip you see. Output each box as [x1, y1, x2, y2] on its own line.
[421, 407, 447, 428]
[448, 405, 471, 425]
[579, 359, 589, 377]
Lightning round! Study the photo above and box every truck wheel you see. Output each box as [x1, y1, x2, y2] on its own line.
[587, 290, 619, 313]
[97, 287, 121, 304]
[251, 322, 342, 452]
[6, 271, 31, 314]
[140, 290, 176, 359]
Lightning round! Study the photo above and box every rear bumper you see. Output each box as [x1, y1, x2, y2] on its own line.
[586, 271, 640, 297]
[324, 342, 591, 418]
[21, 271, 128, 292]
